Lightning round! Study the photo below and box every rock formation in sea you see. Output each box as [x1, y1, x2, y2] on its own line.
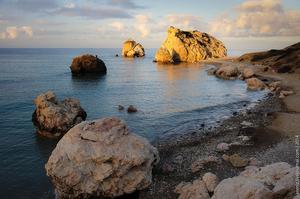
[45, 117, 159, 198]
[122, 40, 145, 57]
[154, 26, 227, 63]
[238, 42, 300, 73]
[32, 91, 87, 138]
[70, 54, 107, 74]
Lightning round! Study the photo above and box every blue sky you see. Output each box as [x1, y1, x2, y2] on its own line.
[0, 0, 299, 50]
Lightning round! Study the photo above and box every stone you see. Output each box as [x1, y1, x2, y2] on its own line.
[211, 176, 273, 199]
[175, 178, 210, 199]
[191, 155, 219, 173]
[127, 105, 137, 113]
[222, 154, 230, 162]
[280, 90, 294, 96]
[155, 26, 227, 63]
[228, 154, 248, 168]
[118, 105, 124, 111]
[216, 142, 230, 152]
[242, 68, 254, 79]
[241, 121, 252, 127]
[268, 81, 281, 90]
[238, 42, 300, 73]
[202, 172, 219, 192]
[246, 77, 266, 90]
[215, 65, 239, 79]
[32, 91, 87, 138]
[122, 40, 145, 57]
[45, 117, 159, 198]
[70, 54, 107, 74]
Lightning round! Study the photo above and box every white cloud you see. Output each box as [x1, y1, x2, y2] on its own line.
[134, 15, 150, 38]
[109, 21, 125, 31]
[0, 26, 33, 40]
[210, 0, 300, 37]
[64, 2, 76, 9]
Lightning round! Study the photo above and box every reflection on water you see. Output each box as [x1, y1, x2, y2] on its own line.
[0, 48, 266, 199]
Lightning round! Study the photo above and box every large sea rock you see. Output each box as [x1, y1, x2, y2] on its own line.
[70, 54, 107, 74]
[238, 42, 300, 73]
[45, 117, 159, 198]
[154, 26, 227, 63]
[32, 91, 87, 138]
[122, 40, 145, 57]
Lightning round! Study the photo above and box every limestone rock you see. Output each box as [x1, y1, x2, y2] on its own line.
[122, 40, 145, 57]
[242, 68, 254, 79]
[215, 66, 239, 79]
[246, 77, 266, 90]
[175, 179, 210, 199]
[227, 154, 248, 168]
[155, 26, 227, 63]
[32, 91, 87, 138]
[216, 142, 230, 152]
[45, 117, 159, 198]
[212, 176, 273, 199]
[202, 172, 219, 192]
[70, 54, 107, 74]
[127, 105, 137, 113]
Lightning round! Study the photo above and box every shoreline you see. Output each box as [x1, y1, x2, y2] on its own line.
[140, 59, 298, 199]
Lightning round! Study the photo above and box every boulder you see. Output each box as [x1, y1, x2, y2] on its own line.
[155, 26, 227, 63]
[45, 117, 159, 198]
[216, 142, 230, 152]
[70, 54, 107, 74]
[122, 40, 145, 57]
[215, 66, 239, 79]
[246, 77, 266, 90]
[242, 68, 254, 79]
[227, 154, 248, 168]
[32, 91, 87, 138]
[175, 178, 210, 199]
[238, 42, 300, 73]
[212, 176, 273, 199]
[127, 105, 137, 113]
[202, 172, 219, 192]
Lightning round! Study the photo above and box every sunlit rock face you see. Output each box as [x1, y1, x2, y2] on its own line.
[70, 54, 107, 74]
[122, 40, 145, 57]
[45, 117, 159, 198]
[155, 26, 227, 63]
[32, 91, 87, 138]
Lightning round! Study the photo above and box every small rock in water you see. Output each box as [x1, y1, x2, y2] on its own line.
[232, 111, 238, 116]
[201, 123, 205, 127]
[115, 54, 119, 57]
[127, 105, 137, 113]
[118, 105, 124, 111]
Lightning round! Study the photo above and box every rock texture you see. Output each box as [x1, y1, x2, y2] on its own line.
[70, 54, 107, 74]
[122, 40, 145, 57]
[155, 26, 227, 63]
[238, 42, 300, 73]
[175, 178, 210, 199]
[202, 172, 219, 192]
[215, 65, 239, 79]
[212, 162, 295, 199]
[246, 77, 266, 90]
[45, 117, 159, 198]
[32, 91, 87, 138]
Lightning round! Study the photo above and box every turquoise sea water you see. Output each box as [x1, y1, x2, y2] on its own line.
[0, 48, 265, 198]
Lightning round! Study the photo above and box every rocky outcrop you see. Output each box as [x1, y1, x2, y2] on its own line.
[246, 77, 266, 90]
[215, 65, 239, 79]
[45, 117, 159, 198]
[155, 26, 227, 63]
[122, 40, 145, 57]
[212, 162, 295, 199]
[32, 91, 87, 138]
[238, 42, 300, 73]
[70, 54, 107, 74]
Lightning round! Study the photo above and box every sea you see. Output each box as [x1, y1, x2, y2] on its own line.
[0, 48, 265, 198]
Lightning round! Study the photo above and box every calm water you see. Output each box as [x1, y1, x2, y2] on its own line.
[0, 48, 265, 198]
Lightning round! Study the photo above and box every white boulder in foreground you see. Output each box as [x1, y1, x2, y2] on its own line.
[45, 117, 159, 198]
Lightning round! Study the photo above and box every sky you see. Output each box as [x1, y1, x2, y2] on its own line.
[0, 0, 299, 50]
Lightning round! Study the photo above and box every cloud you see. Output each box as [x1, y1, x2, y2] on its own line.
[0, 0, 58, 12]
[109, 21, 125, 31]
[0, 26, 33, 39]
[210, 0, 300, 37]
[52, 5, 132, 20]
[134, 15, 151, 38]
[108, 0, 144, 9]
[166, 14, 207, 30]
